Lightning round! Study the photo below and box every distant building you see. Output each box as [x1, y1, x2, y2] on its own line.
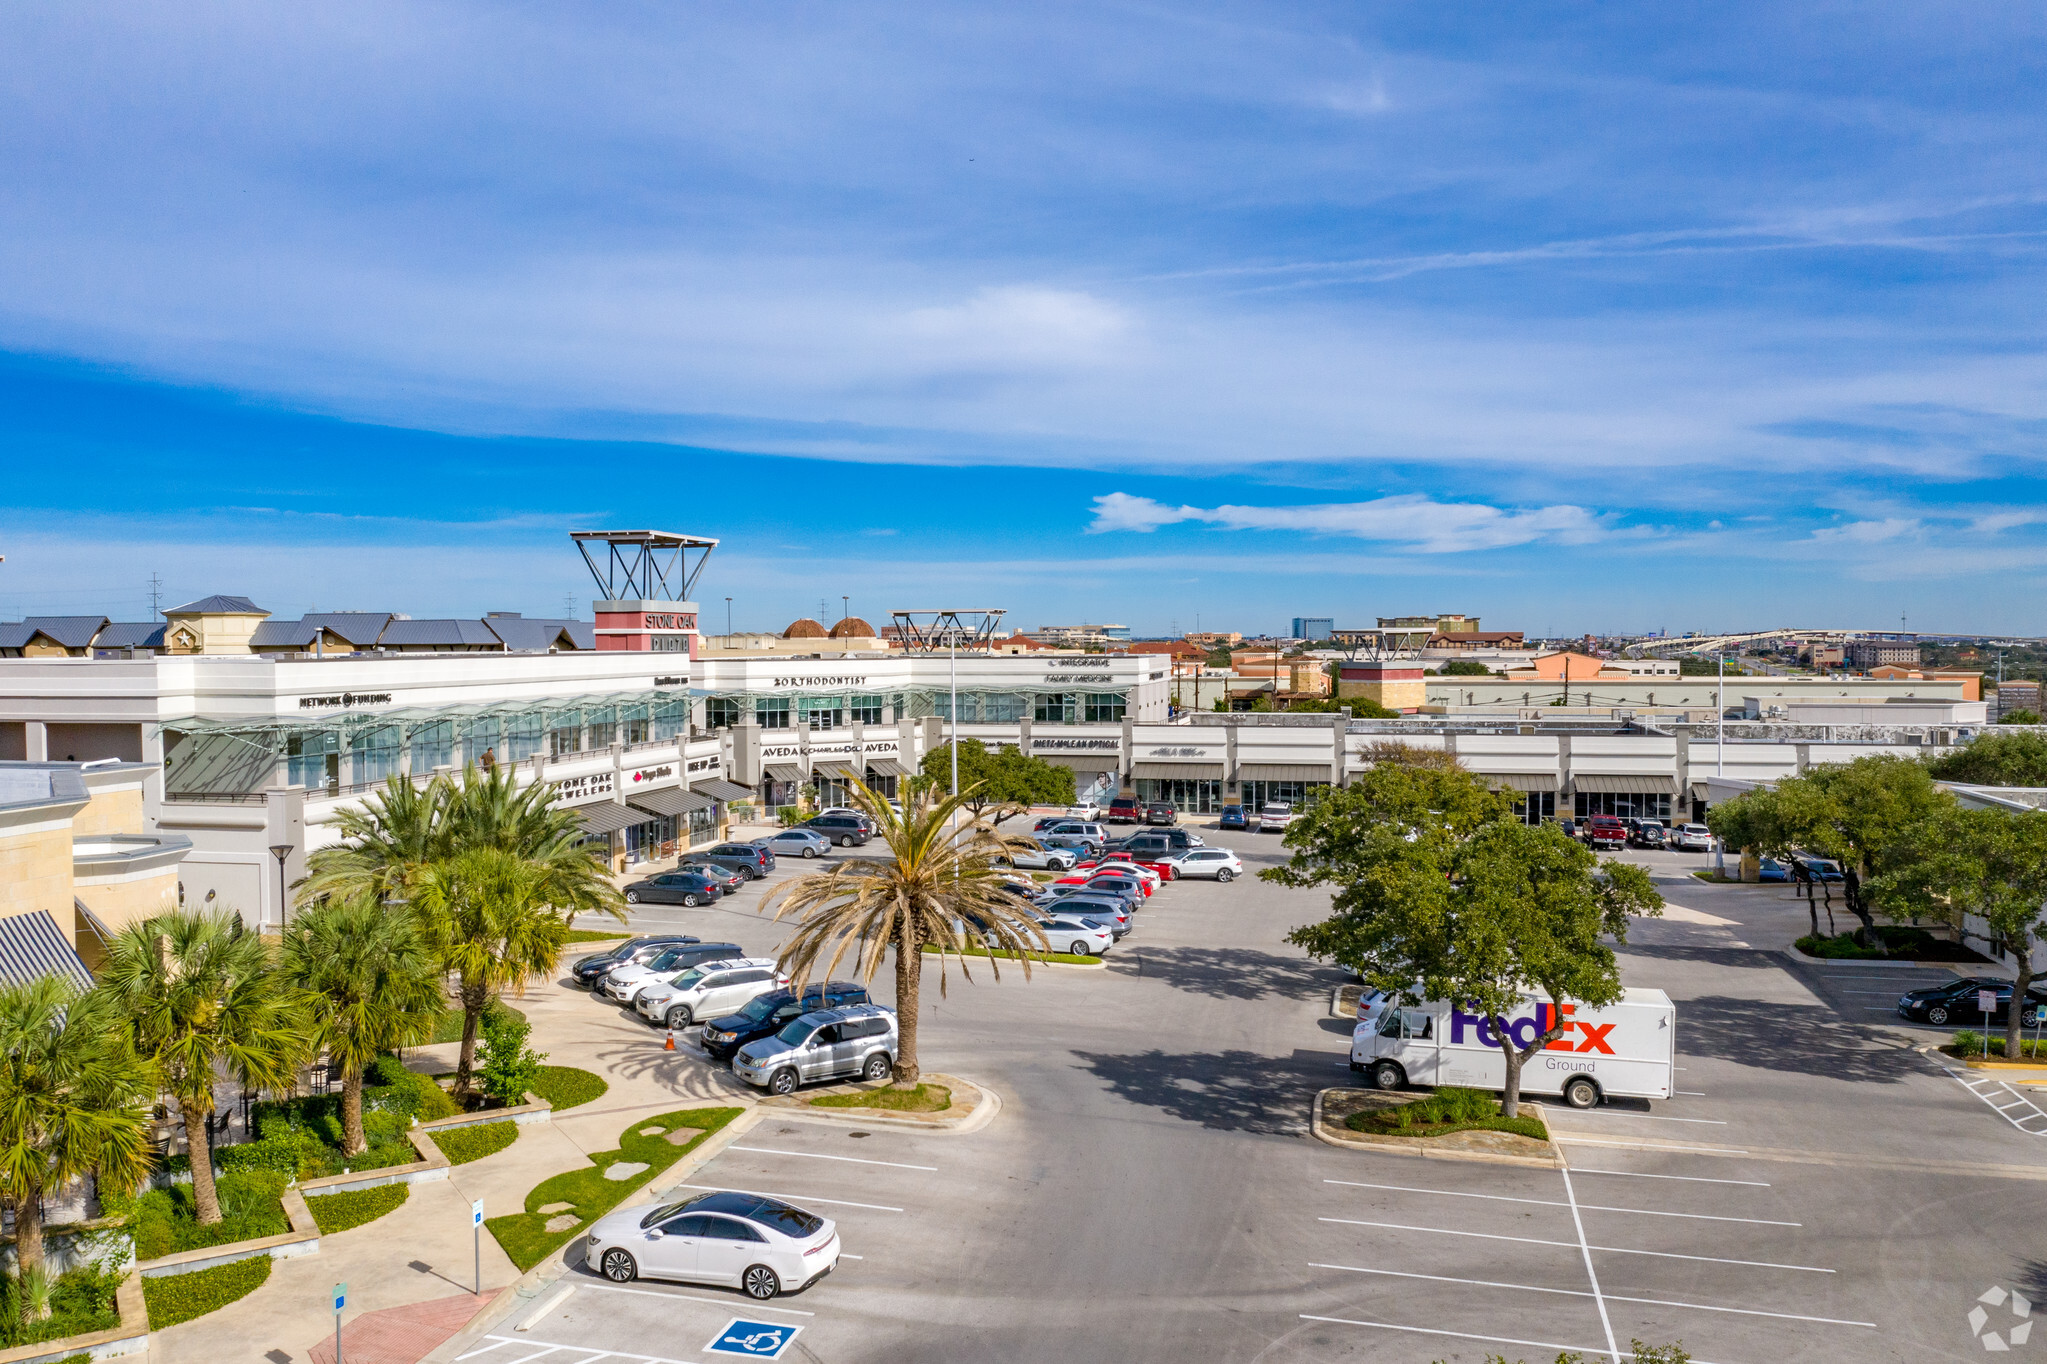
[1338, 661, 1426, 712]
[1845, 639, 1920, 670]
[1379, 613, 1480, 633]
[1291, 617, 1335, 640]
[1184, 631, 1242, 648]
[1995, 681, 2041, 719]
[1428, 630, 1528, 652]
[1029, 624, 1131, 648]
[1870, 665, 1983, 702]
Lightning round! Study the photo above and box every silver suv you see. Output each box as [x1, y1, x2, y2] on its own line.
[732, 1004, 899, 1095]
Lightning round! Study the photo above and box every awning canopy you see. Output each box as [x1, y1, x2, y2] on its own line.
[1485, 772, 1559, 792]
[1130, 762, 1224, 781]
[764, 764, 803, 782]
[813, 761, 861, 781]
[73, 896, 118, 948]
[576, 802, 644, 836]
[0, 910, 93, 991]
[1034, 752, 1118, 771]
[692, 778, 755, 802]
[629, 786, 715, 818]
[1572, 773, 1677, 794]
[1237, 763, 1331, 782]
[862, 758, 907, 777]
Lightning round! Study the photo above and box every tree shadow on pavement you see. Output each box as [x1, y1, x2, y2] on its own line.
[589, 1034, 755, 1104]
[1069, 1046, 1344, 1136]
[1621, 943, 1783, 970]
[1678, 993, 1919, 1085]
[1113, 946, 1345, 1002]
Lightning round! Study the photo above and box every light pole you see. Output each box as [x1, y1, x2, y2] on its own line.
[1716, 649, 1725, 776]
[842, 595, 850, 625]
[887, 610, 1007, 805]
[268, 844, 294, 930]
[725, 597, 732, 637]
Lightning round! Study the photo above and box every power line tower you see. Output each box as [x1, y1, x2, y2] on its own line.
[147, 572, 164, 620]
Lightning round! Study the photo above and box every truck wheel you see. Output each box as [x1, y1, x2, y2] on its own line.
[1369, 1060, 1404, 1090]
[1562, 1077, 1600, 1110]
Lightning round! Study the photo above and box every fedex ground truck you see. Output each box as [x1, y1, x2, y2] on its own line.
[1349, 987, 1675, 1110]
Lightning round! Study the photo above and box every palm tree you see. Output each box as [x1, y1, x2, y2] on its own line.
[441, 766, 627, 929]
[280, 899, 445, 1154]
[0, 979, 156, 1301]
[100, 910, 312, 1225]
[298, 772, 450, 908]
[409, 847, 571, 1101]
[762, 779, 1045, 1085]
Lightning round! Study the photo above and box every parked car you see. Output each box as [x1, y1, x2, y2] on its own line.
[1115, 829, 1206, 854]
[676, 860, 747, 894]
[605, 943, 750, 1005]
[733, 1003, 901, 1094]
[1144, 802, 1179, 826]
[635, 957, 789, 1029]
[1091, 850, 1173, 882]
[1105, 796, 1143, 824]
[1041, 831, 1105, 857]
[1254, 802, 1294, 833]
[1626, 819, 1667, 849]
[1584, 815, 1628, 850]
[814, 807, 876, 829]
[803, 814, 872, 847]
[1002, 844, 1078, 871]
[1757, 856, 1791, 882]
[571, 935, 699, 989]
[697, 842, 776, 878]
[1040, 916, 1114, 956]
[1669, 823, 1714, 851]
[1053, 870, 1146, 903]
[1792, 854, 1845, 881]
[1047, 892, 1131, 937]
[1166, 847, 1243, 881]
[1896, 978, 2047, 1027]
[1080, 872, 1150, 904]
[1557, 817, 1579, 841]
[584, 1189, 839, 1300]
[1218, 804, 1250, 831]
[699, 982, 873, 1062]
[1032, 816, 1071, 834]
[759, 827, 832, 859]
[622, 870, 725, 907]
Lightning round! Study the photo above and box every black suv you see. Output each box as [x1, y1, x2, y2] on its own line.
[1143, 802, 1179, 826]
[1626, 819, 1667, 849]
[1114, 829, 1201, 855]
[804, 814, 872, 847]
[699, 981, 871, 1062]
[571, 935, 699, 988]
[696, 842, 776, 878]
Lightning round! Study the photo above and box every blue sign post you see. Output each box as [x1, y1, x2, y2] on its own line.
[472, 1198, 485, 1296]
[332, 1282, 347, 1364]
[705, 1318, 802, 1358]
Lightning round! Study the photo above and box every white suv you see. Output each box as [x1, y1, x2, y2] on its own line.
[1167, 848, 1243, 882]
[1254, 802, 1294, 833]
[635, 958, 789, 1030]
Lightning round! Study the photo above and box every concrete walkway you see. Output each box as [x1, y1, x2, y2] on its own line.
[146, 969, 757, 1364]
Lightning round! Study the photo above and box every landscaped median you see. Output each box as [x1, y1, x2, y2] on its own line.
[1313, 1087, 1562, 1168]
[919, 944, 1105, 968]
[486, 1106, 745, 1272]
[759, 1072, 999, 1132]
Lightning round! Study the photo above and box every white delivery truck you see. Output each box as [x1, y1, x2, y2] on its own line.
[1349, 987, 1675, 1110]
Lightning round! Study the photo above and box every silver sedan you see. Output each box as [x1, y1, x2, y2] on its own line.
[758, 828, 832, 859]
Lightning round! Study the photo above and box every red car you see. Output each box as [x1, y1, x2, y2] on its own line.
[1584, 815, 1628, 850]
[1105, 796, 1144, 824]
[1095, 850, 1175, 883]
[1057, 864, 1158, 896]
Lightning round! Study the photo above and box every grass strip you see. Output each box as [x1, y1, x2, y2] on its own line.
[486, 1106, 743, 1272]
[920, 944, 1099, 965]
[141, 1256, 272, 1330]
[430, 1120, 519, 1166]
[527, 1065, 608, 1111]
[810, 1084, 950, 1113]
[428, 999, 526, 1046]
[303, 1183, 409, 1234]
[1343, 1086, 1550, 1142]
[567, 929, 631, 944]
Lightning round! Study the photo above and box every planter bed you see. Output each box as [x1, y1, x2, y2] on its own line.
[919, 945, 1103, 967]
[0, 1262, 123, 1354]
[430, 1120, 519, 1166]
[141, 1256, 271, 1331]
[1795, 928, 1988, 964]
[1314, 1088, 1560, 1168]
[303, 1184, 409, 1235]
[811, 1083, 950, 1113]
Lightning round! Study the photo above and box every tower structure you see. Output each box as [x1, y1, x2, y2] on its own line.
[570, 530, 718, 657]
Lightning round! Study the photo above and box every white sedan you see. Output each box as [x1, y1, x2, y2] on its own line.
[1166, 848, 1244, 881]
[585, 1190, 838, 1301]
[1037, 915, 1114, 956]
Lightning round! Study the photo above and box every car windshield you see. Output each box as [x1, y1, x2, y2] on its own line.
[735, 994, 787, 1023]
[774, 1020, 816, 1046]
[639, 1195, 704, 1229]
[642, 949, 686, 970]
[669, 967, 709, 990]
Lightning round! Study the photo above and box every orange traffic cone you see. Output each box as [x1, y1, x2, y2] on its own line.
[664, 1029, 676, 1051]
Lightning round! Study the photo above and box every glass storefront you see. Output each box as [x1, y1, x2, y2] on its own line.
[1240, 780, 1324, 811]
[624, 813, 677, 863]
[1512, 792, 1557, 825]
[1573, 791, 1672, 821]
[1136, 778, 1222, 813]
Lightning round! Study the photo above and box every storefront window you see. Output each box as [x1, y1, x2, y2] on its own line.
[652, 697, 689, 740]
[1513, 792, 1557, 825]
[705, 698, 740, 730]
[411, 720, 455, 774]
[548, 709, 584, 757]
[981, 693, 1029, 723]
[1035, 693, 1076, 723]
[687, 805, 718, 845]
[1136, 778, 1221, 813]
[623, 813, 677, 864]
[352, 726, 402, 787]
[1241, 780, 1323, 811]
[756, 698, 791, 729]
[799, 699, 843, 729]
[286, 731, 340, 791]
[852, 696, 885, 725]
[1084, 693, 1126, 723]
[466, 716, 502, 767]
[619, 704, 650, 746]
[586, 706, 617, 749]
[863, 767, 899, 798]
[1573, 792, 1672, 821]
[505, 714, 544, 762]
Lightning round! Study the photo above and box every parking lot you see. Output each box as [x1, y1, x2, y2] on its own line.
[507, 828, 2047, 1361]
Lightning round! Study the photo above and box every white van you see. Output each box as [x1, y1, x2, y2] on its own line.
[1350, 988, 1675, 1110]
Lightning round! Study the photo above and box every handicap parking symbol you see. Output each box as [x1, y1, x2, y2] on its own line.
[705, 1318, 802, 1358]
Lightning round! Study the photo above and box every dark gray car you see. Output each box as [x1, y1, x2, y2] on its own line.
[803, 814, 871, 847]
[695, 842, 777, 877]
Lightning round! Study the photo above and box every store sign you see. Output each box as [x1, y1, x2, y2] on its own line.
[1033, 737, 1120, 752]
[1045, 674, 1114, 683]
[762, 743, 805, 760]
[1046, 658, 1108, 669]
[554, 771, 614, 803]
[1144, 745, 1220, 760]
[641, 613, 697, 630]
[297, 692, 394, 710]
[862, 738, 899, 754]
[769, 675, 866, 689]
[651, 636, 690, 654]
[686, 754, 721, 773]
[629, 765, 675, 785]
[655, 675, 687, 687]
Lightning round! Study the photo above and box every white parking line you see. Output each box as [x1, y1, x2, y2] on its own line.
[459, 1338, 690, 1364]
[678, 1182, 903, 1212]
[1318, 1218, 1835, 1273]
[1323, 1179, 1799, 1226]
[1296, 1315, 1735, 1364]
[1308, 1263, 1876, 1327]
[1569, 1168, 1770, 1188]
[1674, 1090, 1707, 1096]
[1542, 1109, 1730, 1125]
[1557, 1164, 1620, 1362]
[730, 1145, 937, 1171]
[573, 1282, 816, 1316]
[1940, 1066, 2047, 1133]
[1551, 1135, 1749, 1154]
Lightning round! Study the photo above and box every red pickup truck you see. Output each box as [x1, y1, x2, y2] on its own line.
[1584, 815, 1628, 850]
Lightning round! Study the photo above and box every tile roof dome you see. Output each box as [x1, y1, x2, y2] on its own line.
[783, 618, 829, 639]
[829, 616, 876, 639]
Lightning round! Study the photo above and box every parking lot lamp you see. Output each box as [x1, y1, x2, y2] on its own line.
[887, 609, 1007, 804]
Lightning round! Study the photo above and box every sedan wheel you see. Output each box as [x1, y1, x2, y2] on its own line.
[1215, 868, 1233, 883]
[2026, 1008, 2041, 1028]
[601, 1249, 637, 1282]
[770, 1068, 798, 1096]
[624, 890, 640, 904]
[1069, 940, 1091, 956]
[681, 894, 699, 907]
[666, 1006, 692, 1028]
[803, 847, 819, 858]
[743, 1265, 781, 1300]
[1927, 1004, 1950, 1025]
[863, 1052, 892, 1082]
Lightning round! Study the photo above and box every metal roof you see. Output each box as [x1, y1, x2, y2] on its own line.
[0, 622, 34, 649]
[576, 802, 646, 835]
[0, 910, 93, 991]
[95, 622, 167, 648]
[20, 616, 111, 648]
[301, 613, 395, 645]
[378, 618, 502, 647]
[249, 619, 321, 649]
[692, 778, 755, 801]
[568, 530, 720, 548]
[629, 787, 715, 817]
[485, 616, 595, 651]
[165, 595, 266, 615]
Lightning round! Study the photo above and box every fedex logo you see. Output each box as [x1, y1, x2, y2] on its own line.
[1449, 1004, 1615, 1054]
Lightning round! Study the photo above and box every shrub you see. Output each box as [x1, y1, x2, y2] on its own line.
[131, 1169, 290, 1260]
[1346, 1087, 1549, 1143]
[476, 1010, 547, 1106]
[0, 1261, 123, 1348]
[304, 1183, 408, 1234]
[141, 1255, 272, 1330]
[526, 1066, 607, 1112]
[431, 1120, 519, 1166]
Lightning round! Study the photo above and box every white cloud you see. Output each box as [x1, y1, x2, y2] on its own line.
[1808, 518, 1920, 544]
[1086, 490, 1607, 552]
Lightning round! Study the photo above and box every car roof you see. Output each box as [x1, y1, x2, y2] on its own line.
[681, 1189, 811, 1224]
[794, 1003, 894, 1027]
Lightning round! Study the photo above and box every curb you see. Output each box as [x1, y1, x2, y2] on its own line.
[418, 1105, 766, 1364]
[1309, 1089, 1562, 1170]
[1778, 948, 1964, 973]
[759, 1073, 1003, 1136]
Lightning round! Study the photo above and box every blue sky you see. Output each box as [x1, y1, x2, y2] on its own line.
[3, 3, 2045, 636]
